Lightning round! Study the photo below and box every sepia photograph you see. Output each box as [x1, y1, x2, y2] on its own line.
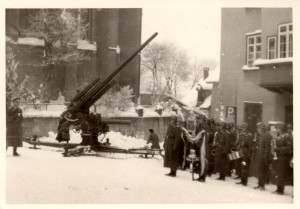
[1, 0, 298, 207]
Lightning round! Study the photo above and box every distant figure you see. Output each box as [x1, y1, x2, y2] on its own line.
[146, 129, 161, 149]
[6, 97, 23, 156]
[57, 91, 65, 104]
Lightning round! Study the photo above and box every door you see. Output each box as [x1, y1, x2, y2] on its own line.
[244, 102, 262, 134]
[285, 105, 293, 126]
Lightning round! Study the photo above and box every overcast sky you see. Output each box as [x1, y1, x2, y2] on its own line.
[142, 7, 221, 63]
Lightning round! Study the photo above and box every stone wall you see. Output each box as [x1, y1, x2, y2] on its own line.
[22, 116, 171, 142]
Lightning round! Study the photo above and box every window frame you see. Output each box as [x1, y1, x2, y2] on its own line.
[278, 23, 293, 58]
[246, 34, 262, 66]
[267, 36, 277, 59]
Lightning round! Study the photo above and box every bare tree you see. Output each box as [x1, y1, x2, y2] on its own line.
[141, 42, 190, 102]
[17, 9, 93, 100]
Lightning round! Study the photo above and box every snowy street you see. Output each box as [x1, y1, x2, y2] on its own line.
[6, 145, 293, 204]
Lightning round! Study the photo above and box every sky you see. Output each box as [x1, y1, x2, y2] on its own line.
[142, 7, 221, 63]
[141, 7, 221, 97]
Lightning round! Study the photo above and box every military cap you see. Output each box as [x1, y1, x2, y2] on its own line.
[256, 122, 266, 130]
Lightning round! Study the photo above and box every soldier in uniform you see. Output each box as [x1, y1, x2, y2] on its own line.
[253, 122, 271, 191]
[6, 97, 23, 156]
[163, 116, 183, 177]
[206, 119, 216, 176]
[233, 125, 242, 179]
[271, 123, 293, 195]
[236, 123, 253, 186]
[215, 123, 232, 180]
[146, 129, 161, 149]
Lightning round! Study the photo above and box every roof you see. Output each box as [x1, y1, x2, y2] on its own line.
[200, 95, 211, 109]
[253, 58, 293, 65]
[205, 67, 220, 83]
[77, 40, 97, 51]
[245, 29, 262, 36]
[17, 37, 45, 46]
[181, 78, 212, 107]
[197, 79, 213, 90]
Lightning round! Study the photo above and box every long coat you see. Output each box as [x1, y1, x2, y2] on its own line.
[214, 129, 231, 173]
[271, 133, 293, 186]
[147, 133, 161, 149]
[163, 125, 183, 169]
[251, 132, 271, 178]
[6, 106, 23, 147]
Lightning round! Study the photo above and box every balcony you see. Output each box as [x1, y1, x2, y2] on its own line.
[254, 58, 293, 93]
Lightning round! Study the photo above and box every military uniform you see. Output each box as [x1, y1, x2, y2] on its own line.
[214, 126, 231, 180]
[238, 131, 253, 185]
[163, 123, 183, 176]
[253, 130, 271, 189]
[6, 105, 23, 149]
[271, 132, 293, 194]
[147, 132, 161, 149]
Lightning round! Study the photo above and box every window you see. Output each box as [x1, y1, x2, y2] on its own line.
[278, 23, 293, 58]
[247, 34, 261, 66]
[267, 37, 276, 59]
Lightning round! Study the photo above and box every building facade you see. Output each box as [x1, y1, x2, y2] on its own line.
[211, 8, 293, 132]
[6, 9, 142, 101]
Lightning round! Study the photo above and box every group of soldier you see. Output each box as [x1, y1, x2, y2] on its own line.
[162, 115, 293, 195]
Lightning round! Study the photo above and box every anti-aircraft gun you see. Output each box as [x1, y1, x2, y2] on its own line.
[55, 32, 158, 149]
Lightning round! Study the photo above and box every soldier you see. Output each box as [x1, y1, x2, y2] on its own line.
[163, 116, 183, 177]
[253, 122, 271, 191]
[233, 124, 242, 179]
[236, 123, 253, 186]
[206, 119, 216, 176]
[215, 123, 232, 180]
[6, 97, 23, 156]
[146, 129, 161, 149]
[227, 123, 236, 177]
[271, 123, 293, 195]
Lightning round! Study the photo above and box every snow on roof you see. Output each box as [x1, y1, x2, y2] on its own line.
[253, 58, 293, 65]
[181, 78, 212, 107]
[140, 91, 152, 94]
[200, 95, 211, 109]
[245, 29, 262, 36]
[77, 40, 97, 51]
[198, 79, 213, 90]
[17, 37, 45, 46]
[205, 67, 220, 83]
[242, 65, 260, 71]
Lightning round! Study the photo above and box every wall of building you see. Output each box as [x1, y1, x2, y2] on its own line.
[6, 9, 142, 102]
[218, 8, 293, 127]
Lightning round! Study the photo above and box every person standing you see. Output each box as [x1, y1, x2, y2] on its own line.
[215, 123, 231, 181]
[271, 123, 293, 195]
[163, 116, 183, 177]
[206, 119, 216, 176]
[236, 123, 253, 186]
[253, 122, 271, 191]
[6, 97, 23, 156]
[147, 129, 161, 149]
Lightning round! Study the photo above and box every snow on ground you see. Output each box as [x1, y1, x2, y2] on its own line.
[38, 131, 147, 150]
[6, 146, 293, 204]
